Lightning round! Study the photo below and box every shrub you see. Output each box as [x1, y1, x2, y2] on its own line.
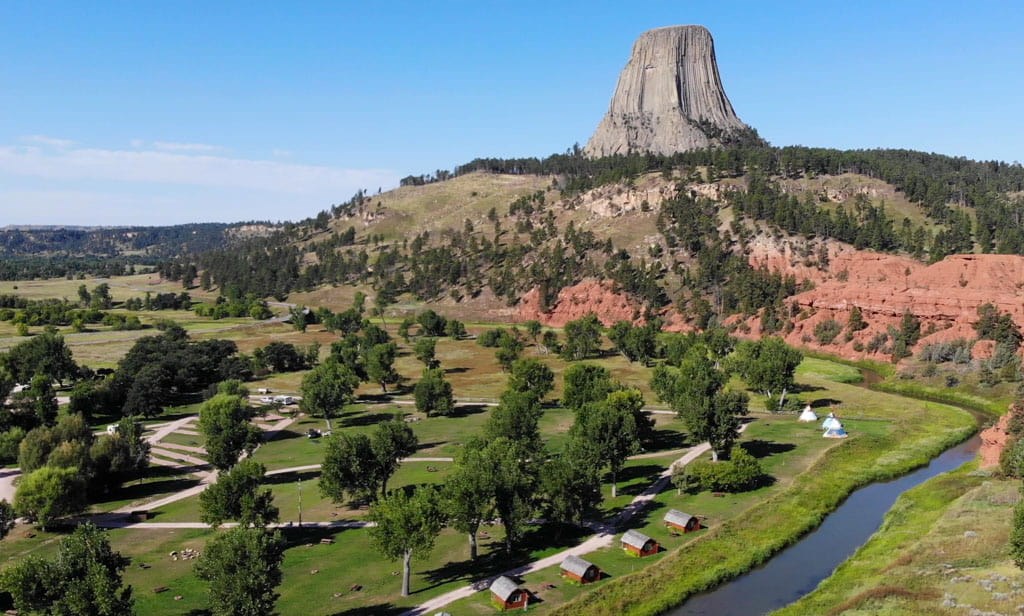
[813, 319, 842, 345]
[865, 331, 889, 354]
[918, 338, 973, 363]
[477, 328, 512, 348]
[680, 447, 767, 493]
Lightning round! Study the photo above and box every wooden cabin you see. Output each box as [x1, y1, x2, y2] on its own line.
[560, 554, 601, 584]
[621, 529, 659, 557]
[664, 509, 700, 534]
[490, 575, 529, 610]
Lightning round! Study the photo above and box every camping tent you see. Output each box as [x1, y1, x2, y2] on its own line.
[822, 414, 843, 430]
[823, 426, 848, 438]
[798, 405, 818, 422]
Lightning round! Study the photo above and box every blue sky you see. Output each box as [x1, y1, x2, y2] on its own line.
[1, 1, 1022, 226]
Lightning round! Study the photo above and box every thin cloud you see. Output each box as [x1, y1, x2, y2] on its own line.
[0, 141, 396, 194]
[0, 138, 399, 225]
[20, 135, 75, 149]
[152, 141, 222, 153]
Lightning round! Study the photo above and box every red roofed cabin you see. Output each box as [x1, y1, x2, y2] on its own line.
[490, 575, 529, 610]
[560, 554, 601, 584]
[621, 529, 659, 557]
[664, 509, 700, 534]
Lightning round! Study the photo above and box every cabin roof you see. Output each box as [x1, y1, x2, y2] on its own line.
[665, 509, 696, 526]
[621, 529, 653, 549]
[490, 575, 520, 601]
[561, 554, 596, 576]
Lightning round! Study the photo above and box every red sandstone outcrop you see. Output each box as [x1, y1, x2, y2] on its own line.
[518, 279, 644, 327]
[745, 250, 1024, 362]
[980, 405, 1021, 468]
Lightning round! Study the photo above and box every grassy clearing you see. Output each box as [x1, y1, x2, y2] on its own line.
[342, 172, 553, 242]
[0, 273, 219, 303]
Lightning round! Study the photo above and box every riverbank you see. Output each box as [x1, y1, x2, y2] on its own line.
[774, 462, 1018, 615]
[548, 363, 977, 616]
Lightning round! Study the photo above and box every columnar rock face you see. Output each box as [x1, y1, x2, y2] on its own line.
[585, 25, 749, 157]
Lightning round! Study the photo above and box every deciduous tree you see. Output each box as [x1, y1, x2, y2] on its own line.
[300, 358, 359, 431]
[200, 459, 278, 527]
[195, 527, 284, 616]
[368, 486, 444, 597]
[199, 394, 260, 470]
[731, 337, 802, 411]
[370, 418, 419, 495]
[562, 363, 614, 411]
[414, 368, 454, 416]
[508, 358, 555, 401]
[14, 466, 87, 529]
[560, 313, 603, 361]
[0, 523, 133, 615]
[443, 442, 495, 560]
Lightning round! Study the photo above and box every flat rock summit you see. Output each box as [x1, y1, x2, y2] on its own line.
[586, 25, 749, 157]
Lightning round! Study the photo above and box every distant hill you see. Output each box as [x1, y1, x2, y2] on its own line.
[0, 222, 278, 280]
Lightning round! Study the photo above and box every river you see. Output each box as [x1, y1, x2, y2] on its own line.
[669, 369, 981, 616]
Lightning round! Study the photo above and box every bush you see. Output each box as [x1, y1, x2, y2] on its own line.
[477, 328, 512, 348]
[813, 319, 842, 345]
[918, 339, 973, 363]
[680, 447, 767, 493]
[1001, 437, 1024, 478]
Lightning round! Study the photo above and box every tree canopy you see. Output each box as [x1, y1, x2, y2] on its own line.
[0, 523, 133, 615]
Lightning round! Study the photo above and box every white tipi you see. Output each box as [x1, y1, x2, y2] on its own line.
[821, 413, 842, 431]
[822, 412, 848, 438]
[823, 425, 849, 438]
[798, 405, 818, 422]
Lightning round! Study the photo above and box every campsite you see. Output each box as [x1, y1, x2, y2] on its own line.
[0, 278, 980, 614]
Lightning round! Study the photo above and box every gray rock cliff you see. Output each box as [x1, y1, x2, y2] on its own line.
[585, 25, 749, 157]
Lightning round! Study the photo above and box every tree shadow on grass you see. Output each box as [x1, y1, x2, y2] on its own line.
[445, 367, 469, 375]
[419, 523, 591, 592]
[791, 383, 825, 394]
[648, 429, 688, 451]
[278, 525, 350, 547]
[341, 412, 401, 428]
[615, 464, 663, 497]
[810, 398, 843, 409]
[446, 404, 488, 418]
[96, 477, 201, 506]
[266, 428, 303, 442]
[740, 439, 796, 459]
[330, 605, 405, 616]
[415, 441, 446, 452]
[263, 470, 320, 485]
[356, 393, 396, 404]
[615, 499, 667, 531]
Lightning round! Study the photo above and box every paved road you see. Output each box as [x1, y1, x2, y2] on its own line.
[0, 468, 19, 503]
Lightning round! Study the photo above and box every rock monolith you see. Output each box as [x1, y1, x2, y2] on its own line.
[585, 25, 749, 157]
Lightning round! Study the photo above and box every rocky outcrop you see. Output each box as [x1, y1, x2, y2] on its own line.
[980, 404, 1021, 468]
[743, 247, 1024, 362]
[586, 25, 749, 157]
[518, 279, 643, 327]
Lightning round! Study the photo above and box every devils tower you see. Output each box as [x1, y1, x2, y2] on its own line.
[585, 25, 749, 157]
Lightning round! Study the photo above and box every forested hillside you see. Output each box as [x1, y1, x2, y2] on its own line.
[160, 145, 1024, 328]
